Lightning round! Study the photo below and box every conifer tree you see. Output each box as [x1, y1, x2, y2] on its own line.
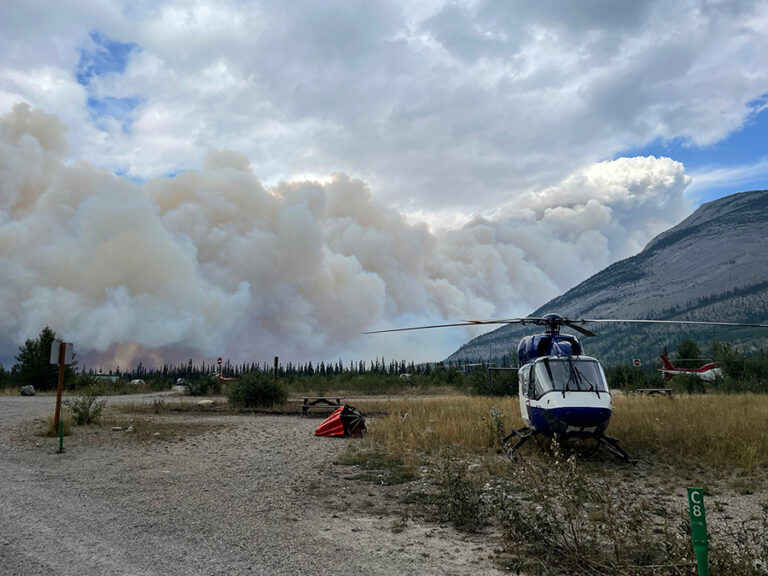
[14, 327, 75, 391]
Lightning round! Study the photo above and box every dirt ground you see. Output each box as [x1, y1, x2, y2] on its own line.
[0, 394, 506, 576]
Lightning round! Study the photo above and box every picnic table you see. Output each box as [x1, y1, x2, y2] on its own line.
[293, 397, 345, 417]
[636, 388, 674, 397]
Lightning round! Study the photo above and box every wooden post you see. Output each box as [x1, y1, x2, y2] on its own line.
[274, 356, 279, 382]
[54, 341, 65, 436]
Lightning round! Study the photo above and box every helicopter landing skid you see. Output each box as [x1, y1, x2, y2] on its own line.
[501, 426, 537, 459]
[596, 433, 636, 464]
[501, 427, 636, 464]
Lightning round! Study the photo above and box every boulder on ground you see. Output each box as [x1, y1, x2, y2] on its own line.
[20, 385, 35, 396]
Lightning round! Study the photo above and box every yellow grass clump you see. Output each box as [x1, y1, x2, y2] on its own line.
[359, 397, 522, 455]
[42, 412, 72, 437]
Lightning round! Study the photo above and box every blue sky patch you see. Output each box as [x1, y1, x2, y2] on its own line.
[619, 96, 768, 204]
[78, 31, 143, 132]
[76, 31, 140, 86]
[113, 169, 147, 185]
[86, 96, 143, 133]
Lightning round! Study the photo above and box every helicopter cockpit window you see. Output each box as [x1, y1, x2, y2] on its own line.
[520, 365, 535, 398]
[532, 358, 608, 399]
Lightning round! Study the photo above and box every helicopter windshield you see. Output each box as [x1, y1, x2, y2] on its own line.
[532, 358, 608, 398]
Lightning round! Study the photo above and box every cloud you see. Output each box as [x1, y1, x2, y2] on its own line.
[0, 104, 692, 366]
[688, 157, 768, 194]
[1, 1, 765, 216]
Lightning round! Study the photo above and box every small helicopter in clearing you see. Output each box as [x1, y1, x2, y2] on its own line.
[658, 354, 722, 382]
[367, 313, 768, 462]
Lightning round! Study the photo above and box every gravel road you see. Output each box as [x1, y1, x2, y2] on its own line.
[0, 394, 504, 576]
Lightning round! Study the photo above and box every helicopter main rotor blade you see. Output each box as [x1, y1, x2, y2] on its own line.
[577, 318, 768, 329]
[364, 318, 533, 334]
[563, 322, 597, 337]
[365, 314, 768, 336]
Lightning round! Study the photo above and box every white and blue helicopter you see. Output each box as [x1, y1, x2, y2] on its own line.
[367, 313, 768, 461]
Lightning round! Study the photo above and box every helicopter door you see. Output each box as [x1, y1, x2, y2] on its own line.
[518, 364, 534, 426]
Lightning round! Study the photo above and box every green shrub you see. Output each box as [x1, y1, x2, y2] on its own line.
[669, 372, 708, 394]
[186, 377, 207, 396]
[605, 365, 665, 390]
[435, 455, 485, 532]
[468, 368, 517, 396]
[227, 372, 287, 408]
[147, 377, 173, 391]
[64, 387, 106, 425]
[70, 372, 97, 391]
[185, 374, 222, 396]
[493, 445, 694, 575]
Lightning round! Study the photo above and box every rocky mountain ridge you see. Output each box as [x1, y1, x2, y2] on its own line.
[446, 189, 768, 366]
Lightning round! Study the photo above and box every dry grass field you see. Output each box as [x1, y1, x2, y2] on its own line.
[339, 393, 768, 575]
[352, 393, 768, 472]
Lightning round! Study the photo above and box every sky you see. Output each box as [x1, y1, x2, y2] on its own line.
[1, 0, 767, 369]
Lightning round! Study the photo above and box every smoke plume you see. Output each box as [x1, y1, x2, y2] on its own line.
[0, 104, 692, 366]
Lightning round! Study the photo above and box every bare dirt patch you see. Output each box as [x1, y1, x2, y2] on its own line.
[0, 396, 505, 576]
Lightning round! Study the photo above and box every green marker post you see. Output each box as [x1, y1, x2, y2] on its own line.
[58, 419, 64, 453]
[687, 487, 709, 576]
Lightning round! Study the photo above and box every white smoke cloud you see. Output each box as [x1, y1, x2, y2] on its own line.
[0, 104, 691, 366]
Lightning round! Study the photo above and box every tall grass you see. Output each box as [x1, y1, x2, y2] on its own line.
[42, 412, 71, 437]
[362, 396, 521, 455]
[361, 394, 768, 473]
[610, 393, 768, 471]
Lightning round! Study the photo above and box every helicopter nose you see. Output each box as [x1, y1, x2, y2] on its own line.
[554, 407, 611, 428]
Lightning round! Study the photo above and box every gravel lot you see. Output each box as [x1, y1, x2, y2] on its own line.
[0, 394, 504, 576]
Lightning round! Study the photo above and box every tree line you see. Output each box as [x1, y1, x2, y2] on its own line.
[2, 329, 766, 395]
[0, 327, 437, 392]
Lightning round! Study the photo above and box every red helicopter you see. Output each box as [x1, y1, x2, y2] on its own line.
[658, 354, 722, 382]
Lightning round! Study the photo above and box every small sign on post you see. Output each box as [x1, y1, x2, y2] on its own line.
[687, 487, 709, 576]
[50, 339, 74, 453]
[632, 359, 641, 367]
[50, 341, 74, 365]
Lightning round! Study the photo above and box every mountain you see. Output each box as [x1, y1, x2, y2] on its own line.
[446, 189, 768, 366]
